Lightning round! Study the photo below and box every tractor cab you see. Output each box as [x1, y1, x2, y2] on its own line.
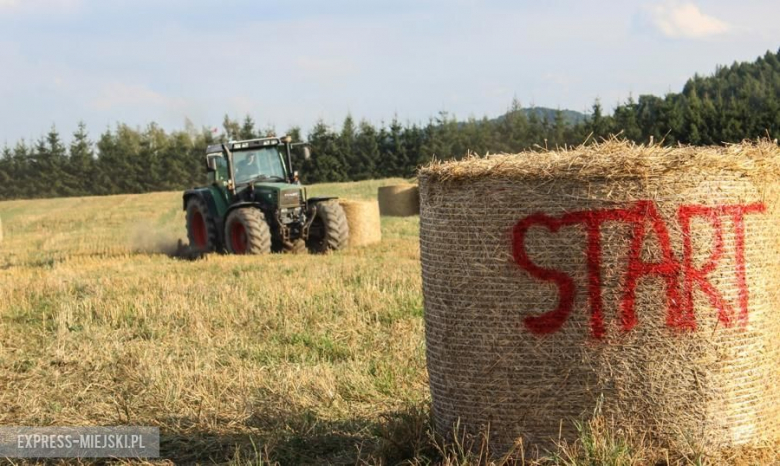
[205, 136, 305, 188]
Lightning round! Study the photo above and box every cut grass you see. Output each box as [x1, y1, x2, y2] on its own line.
[0, 178, 771, 465]
[0, 179, 427, 465]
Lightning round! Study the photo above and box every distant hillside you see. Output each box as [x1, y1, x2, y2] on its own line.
[595, 48, 780, 144]
[492, 107, 588, 126]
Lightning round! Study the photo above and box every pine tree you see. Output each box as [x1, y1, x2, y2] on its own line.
[552, 109, 566, 147]
[613, 96, 642, 142]
[11, 141, 32, 199]
[587, 100, 612, 140]
[498, 98, 530, 151]
[140, 123, 168, 191]
[0, 146, 12, 199]
[339, 115, 358, 180]
[239, 116, 257, 140]
[378, 117, 407, 177]
[222, 115, 241, 141]
[401, 123, 424, 177]
[50, 126, 73, 196]
[304, 121, 345, 183]
[353, 120, 379, 180]
[661, 95, 685, 144]
[67, 122, 95, 196]
[162, 131, 197, 190]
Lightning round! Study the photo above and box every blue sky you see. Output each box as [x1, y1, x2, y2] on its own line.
[0, 0, 778, 144]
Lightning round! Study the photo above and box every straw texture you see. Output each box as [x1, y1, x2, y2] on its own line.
[338, 199, 381, 247]
[378, 185, 420, 216]
[418, 140, 780, 457]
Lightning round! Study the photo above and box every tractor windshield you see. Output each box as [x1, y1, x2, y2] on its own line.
[233, 147, 287, 184]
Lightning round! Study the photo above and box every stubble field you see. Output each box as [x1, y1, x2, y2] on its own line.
[0, 178, 767, 465]
[0, 179, 436, 465]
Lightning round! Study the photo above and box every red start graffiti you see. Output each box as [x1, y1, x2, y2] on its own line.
[511, 201, 766, 338]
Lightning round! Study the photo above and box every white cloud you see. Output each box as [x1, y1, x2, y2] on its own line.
[645, 1, 730, 39]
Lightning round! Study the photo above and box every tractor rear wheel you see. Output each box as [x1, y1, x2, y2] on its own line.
[306, 201, 349, 253]
[224, 207, 271, 255]
[186, 197, 218, 253]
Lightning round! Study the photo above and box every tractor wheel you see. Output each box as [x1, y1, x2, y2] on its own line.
[186, 197, 218, 253]
[281, 239, 307, 254]
[306, 201, 349, 254]
[224, 207, 271, 255]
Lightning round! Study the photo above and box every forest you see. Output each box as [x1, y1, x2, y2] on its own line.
[1, 49, 780, 200]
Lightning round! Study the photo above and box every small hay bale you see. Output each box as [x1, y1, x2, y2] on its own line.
[378, 185, 420, 216]
[338, 199, 381, 247]
[418, 140, 780, 458]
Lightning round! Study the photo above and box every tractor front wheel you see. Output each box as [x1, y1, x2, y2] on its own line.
[224, 208, 272, 255]
[186, 197, 218, 253]
[306, 201, 349, 253]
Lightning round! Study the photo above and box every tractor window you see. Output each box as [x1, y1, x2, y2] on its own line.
[233, 148, 286, 184]
[208, 153, 228, 181]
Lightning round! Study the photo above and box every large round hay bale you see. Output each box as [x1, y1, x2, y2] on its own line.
[378, 185, 419, 216]
[418, 141, 780, 458]
[338, 199, 381, 247]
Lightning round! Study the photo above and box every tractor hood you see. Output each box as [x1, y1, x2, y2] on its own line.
[249, 182, 306, 208]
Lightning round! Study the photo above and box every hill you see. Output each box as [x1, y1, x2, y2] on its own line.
[598, 48, 780, 144]
[491, 106, 588, 126]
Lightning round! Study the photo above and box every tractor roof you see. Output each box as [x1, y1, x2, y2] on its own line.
[206, 136, 289, 155]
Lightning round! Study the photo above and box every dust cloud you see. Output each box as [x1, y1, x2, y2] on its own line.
[128, 222, 203, 260]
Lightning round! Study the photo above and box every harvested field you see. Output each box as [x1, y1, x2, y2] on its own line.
[0, 178, 428, 465]
[0, 175, 774, 465]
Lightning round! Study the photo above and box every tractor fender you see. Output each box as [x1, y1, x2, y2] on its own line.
[183, 190, 220, 218]
[184, 189, 225, 245]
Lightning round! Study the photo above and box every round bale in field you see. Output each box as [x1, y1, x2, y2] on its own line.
[378, 184, 420, 217]
[338, 199, 381, 247]
[418, 140, 780, 458]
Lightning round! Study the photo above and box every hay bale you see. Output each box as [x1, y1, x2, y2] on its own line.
[378, 185, 420, 216]
[418, 140, 780, 458]
[338, 199, 381, 247]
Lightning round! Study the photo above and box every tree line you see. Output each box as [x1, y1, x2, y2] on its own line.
[2, 49, 780, 200]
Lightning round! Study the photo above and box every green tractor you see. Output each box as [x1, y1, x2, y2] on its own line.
[183, 136, 349, 255]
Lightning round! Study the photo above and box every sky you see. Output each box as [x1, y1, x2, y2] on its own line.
[0, 0, 779, 144]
